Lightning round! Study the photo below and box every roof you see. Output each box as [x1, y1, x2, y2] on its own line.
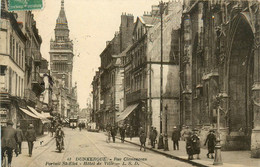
[56, 0, 68, 27]
[139, 15, 160, 26]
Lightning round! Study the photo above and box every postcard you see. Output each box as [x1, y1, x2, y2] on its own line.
[1, 0, 260, 167]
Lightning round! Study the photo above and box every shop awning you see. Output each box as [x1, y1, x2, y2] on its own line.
[64, 118, 69, 123]
[116, 103, 139, 122]
[27, 106, 51, 124]
[19, 108, 39, 119]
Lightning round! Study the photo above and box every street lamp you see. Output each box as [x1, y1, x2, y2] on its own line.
[213, 92, 228, 166]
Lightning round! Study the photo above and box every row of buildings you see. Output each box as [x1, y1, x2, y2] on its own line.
[0, 0, 79, 134]
[91, 0, 260, 157]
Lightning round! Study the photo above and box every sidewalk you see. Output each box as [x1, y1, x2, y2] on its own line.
[21, 132, 54, 153]
[115, 135, 259, 167]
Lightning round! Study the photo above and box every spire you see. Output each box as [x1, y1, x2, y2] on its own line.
[56, 0, 68, 27]
[61, 0, 64, 9]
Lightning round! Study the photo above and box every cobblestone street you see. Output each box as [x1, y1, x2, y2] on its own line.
[12, 128, 192, 167]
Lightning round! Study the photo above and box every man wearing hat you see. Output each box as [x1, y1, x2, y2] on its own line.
[171, 126, 180, 150]
[16, 123, 24, 154]
[55, 125, 65, 150]
[204, 129, 216, 159]
[1, 120, 18, 167]
[25, 124, 36, 157]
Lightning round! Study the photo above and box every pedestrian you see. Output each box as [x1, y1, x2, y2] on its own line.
[204, 129, 216, 159]
[1, 120, 18, 167]
[120, 125, 126, 143]
[129, 126, 133, 141]
[158, 133, 164, 149]
[152, 127, 158, 148]
[25, 124, 36, 157]
[111, 126, 116, 143]
[186, 131, 193, 160]
[139, 131, 146, 151]
[191, 129, 201, 159]
[149, 127, 154, 147]
[182, 126, 191, 141]
[171, 126, 180, 150]
[139, 126, 144, 136]
[79, 122, 82, 131]
[50, 125, 54, 137]
[16, 123, 24, 154]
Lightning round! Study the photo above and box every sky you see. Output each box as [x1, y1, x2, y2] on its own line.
[33, 0, 164, 109]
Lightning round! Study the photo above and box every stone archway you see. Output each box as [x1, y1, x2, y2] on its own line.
[226, 14, 254, 149]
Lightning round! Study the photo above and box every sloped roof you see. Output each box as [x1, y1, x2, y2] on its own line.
[139, 15, 160, 26]
[56, 0, 68, 27]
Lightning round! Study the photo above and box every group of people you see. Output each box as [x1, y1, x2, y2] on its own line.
[185, 128, 216, 160]
[106, 124, 135, 143]
[1, 120, 36, 167]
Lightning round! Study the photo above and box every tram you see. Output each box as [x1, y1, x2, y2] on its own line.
[69, 116, 78, 129]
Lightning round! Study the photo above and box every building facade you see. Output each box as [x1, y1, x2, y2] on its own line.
[121, 1, 182, 136]
[1, 0, 51, 135]
[97, 14, 134, 127]
[179, 0, 260, 156]
[49, 0, 78, 118]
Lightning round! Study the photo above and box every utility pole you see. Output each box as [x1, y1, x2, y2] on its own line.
[158, 0, 165, 150]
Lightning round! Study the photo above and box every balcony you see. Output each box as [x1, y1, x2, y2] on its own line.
[126, 89, 147, 104]
[0, 88, 11, 104]
[33, 51, 41, 65]
[24, 89, 37, 103]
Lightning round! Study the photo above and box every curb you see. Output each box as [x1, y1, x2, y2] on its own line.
[115, 136, 209, 167]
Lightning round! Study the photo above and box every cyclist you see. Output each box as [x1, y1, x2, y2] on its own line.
[55, 126, 65, 150]
[1, 120, 18, 167]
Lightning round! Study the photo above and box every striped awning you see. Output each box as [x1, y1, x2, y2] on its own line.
[27, 106, 51, 124]
[116, 103, 139, 122]
[19, 108, 39, 119]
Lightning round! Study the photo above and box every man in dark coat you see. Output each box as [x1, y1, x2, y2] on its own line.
[171, 126, 180, 150]
[25, 124, 36, 157]
[152, 127, 158, 148]
[139, 131, 146, 151]
[16, 123, 24, 154]
[111, 126, 117, 143]
[120, 125, 126, 143]
[1, 120, 18, 167]
[204, 130, 216, 159]
[129, 126, 133, 140]
[149, 127, 154, 147]
[55, 126, 65, 150]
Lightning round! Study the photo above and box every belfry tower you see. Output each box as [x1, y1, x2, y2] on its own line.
[50, 0, 73, 93]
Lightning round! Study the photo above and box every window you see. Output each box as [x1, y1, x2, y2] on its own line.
[21, 78, 24, 98]
[16, 42, 18, 63]
[18, 76, 20, 96]
[0, 66, 7, 76]
[10, 35, 12, 58]
[22, 50, 24, 68]
[19, 46, 21, 66]
[12, 39, 15, 59]
[9, 68, 12, 94]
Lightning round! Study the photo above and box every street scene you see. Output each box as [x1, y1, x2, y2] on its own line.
[11, 128, 192, 167]
[1, 0, 260, 167]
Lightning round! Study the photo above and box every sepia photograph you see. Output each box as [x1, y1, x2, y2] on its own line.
[0, 0, 260, 166]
